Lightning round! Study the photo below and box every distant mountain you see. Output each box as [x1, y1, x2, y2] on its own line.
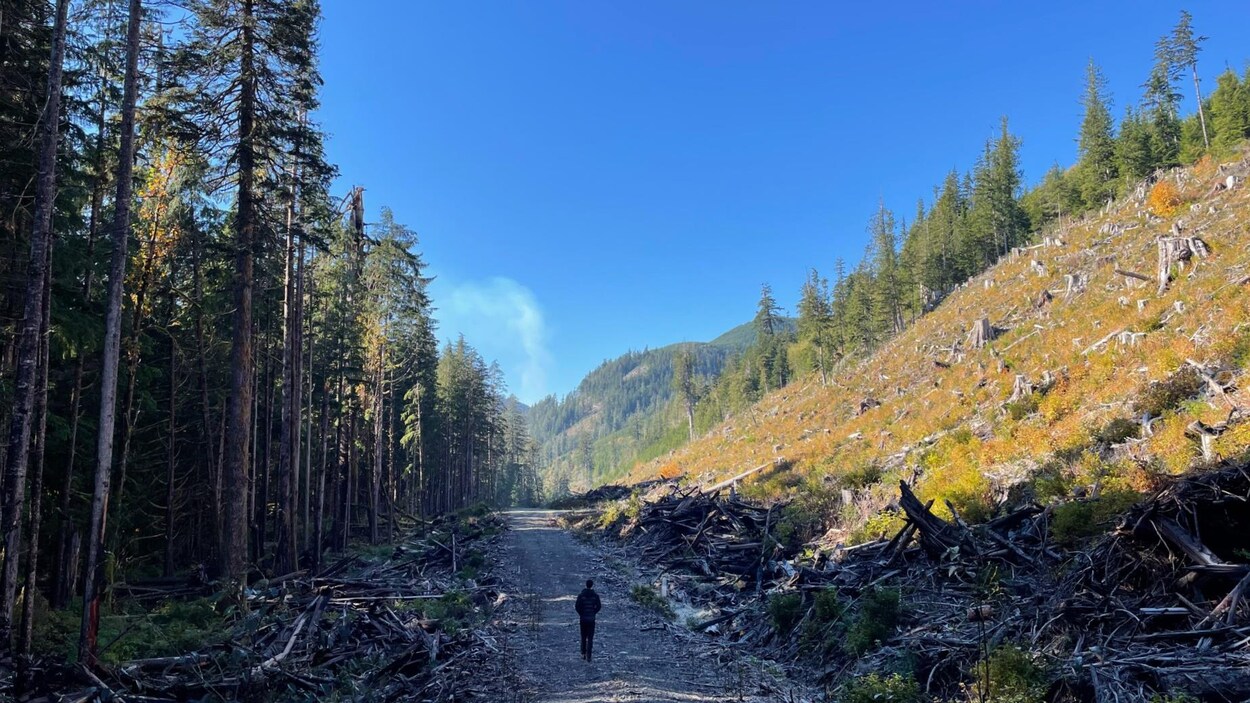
[528, 318, 793, 495]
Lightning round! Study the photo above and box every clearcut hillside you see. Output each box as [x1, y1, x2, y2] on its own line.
[627, 153, 1250, 542]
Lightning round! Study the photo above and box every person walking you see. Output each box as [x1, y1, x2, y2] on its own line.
[574, 579, 602, 661]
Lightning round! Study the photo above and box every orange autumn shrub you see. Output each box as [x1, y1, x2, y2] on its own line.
[1147, 180, 1183, 218]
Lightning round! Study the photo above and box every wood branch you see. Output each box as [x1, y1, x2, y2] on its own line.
[1115, 268, 1152, 283]
[1150, 518, 1223, 568]
[1081, 327, 1125, 355]
[704, 458, 785, 493]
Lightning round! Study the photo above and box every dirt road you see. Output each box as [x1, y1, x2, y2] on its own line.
[495, 510, 800, 703]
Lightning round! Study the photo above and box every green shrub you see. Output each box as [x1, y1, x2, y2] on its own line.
[847, 509, 907, 545]
[840, 462, 884, 489]
[1030, 461, 1070, 502]
[1092, 417, 1140, 447]
[629, 584, 675, 621]
[1006, 393, 1040, 421]
[799, 588, 845, 655]
[1149, 694, 1198, 703]
[775, 484, 838, 550]
[839, 672, 921, 703]
[424, 590, 475, 633]
[1050, 490, 1140, 544]
[1132, 366, 1203, 418]
[458, 548, 487, 579]
[972, 645, 1048, 703]
[767, 592, 803, 634]
[845, 587, 901, 656]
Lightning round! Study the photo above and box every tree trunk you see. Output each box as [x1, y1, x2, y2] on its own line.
[163, 276, 178, 578]
[1, 0, 69, 649]
[54, 77, 109, 610]
[79, 0, 140, 665]
[19, 240, 53, 657]
[222, 0, 258, 582]
[370, 354, 383, 544]
[191, 225, 218, 564]
[275, 159, 300, 573]
[1191, 64, 1210, 149]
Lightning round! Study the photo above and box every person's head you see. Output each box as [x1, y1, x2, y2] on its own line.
[586, 579, 594, 589]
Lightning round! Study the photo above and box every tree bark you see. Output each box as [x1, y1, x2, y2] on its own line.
[1191, 64, 1210, 149]
[0, 0, 69, 649]
[222, 0, 258, 582]
[54, 76, 109, 610]
[19, 238, 53, 657]
[275, 154, 300, 574]
[79, 0, 141, 666]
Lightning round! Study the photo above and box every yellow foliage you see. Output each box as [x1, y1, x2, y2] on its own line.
[1147, 180, 1184, 218]
[620, 152, 1250, 529]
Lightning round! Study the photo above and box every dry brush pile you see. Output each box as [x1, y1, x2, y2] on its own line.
[11, 511, 513, 703]
[575, 460, 1250, 702]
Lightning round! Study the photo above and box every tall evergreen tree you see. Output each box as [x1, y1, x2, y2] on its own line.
[869, 203, 904, 336]
[1158, 10, 1210, 150]
[1077, 59, 1118, 207]
[1116, 108, 1155, 188]
[1209, 69, 1249, 155]
[797, 269, 834, 385]
[1142, 61, 1182, 167]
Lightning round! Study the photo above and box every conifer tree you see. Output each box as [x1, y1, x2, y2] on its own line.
[1077, 60, 1118, 207]
[672, 347, 698, 441]
[1209, 70, 1249, 155]
[797, 269, 834, 385]
[869, 203, 904, 336]
[1115, 108, 1155, 188]
[1142, 62, 1181, 167]
[1158, 10, 1209, 150]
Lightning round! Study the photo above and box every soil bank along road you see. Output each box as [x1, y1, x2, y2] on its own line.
[496, 510, 801, 703]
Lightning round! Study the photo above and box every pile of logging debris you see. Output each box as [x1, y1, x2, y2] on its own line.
[549, 480, 661, 509]
[616, 485, 782, 583]
[16, 512, 511, 703]
[577, 461, 1250, 701]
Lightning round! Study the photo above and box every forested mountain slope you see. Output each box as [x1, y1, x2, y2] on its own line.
[529, 319, 794, 493]
[627, 153, 1250, 543]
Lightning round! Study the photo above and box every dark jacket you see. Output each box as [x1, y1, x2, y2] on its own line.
[575, 587, 602, 622]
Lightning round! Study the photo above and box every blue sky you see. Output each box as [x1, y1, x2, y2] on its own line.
[316, 1, 1247, 403]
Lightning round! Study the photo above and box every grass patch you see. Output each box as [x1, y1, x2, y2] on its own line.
[1092, 417, 1140, 447]
[457, 548, 487, 580]
[32, 596, 228, 665]
[847, 509, 907, 545]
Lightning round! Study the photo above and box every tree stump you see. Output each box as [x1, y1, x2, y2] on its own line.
[966, 317, 992, 349]
[1156, 236, 1210, 294]
[1063, 273, 1084, 300]
[1008, 374, 1033, 402]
